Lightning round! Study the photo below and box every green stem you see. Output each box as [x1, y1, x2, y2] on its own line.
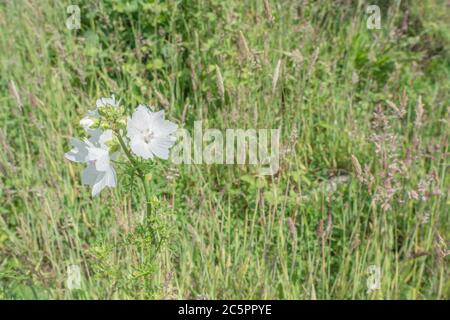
[116, 133, 139, 168]
[116, 132, 152, 223]
[141, 174, 152, 220]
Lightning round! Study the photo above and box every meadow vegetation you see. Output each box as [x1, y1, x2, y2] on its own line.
[0, 0, 448, 299]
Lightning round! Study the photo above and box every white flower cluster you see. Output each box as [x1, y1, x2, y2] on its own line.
[65, 95, 178, 196]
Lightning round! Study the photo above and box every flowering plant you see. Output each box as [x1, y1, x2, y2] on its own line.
[65, 95, 178, 223]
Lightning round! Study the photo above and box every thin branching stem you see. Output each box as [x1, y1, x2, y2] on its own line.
[115, 131, 152, 223]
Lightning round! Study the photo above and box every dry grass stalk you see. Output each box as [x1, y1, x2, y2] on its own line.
[215, 65, 225, 100]
[263, 32, 269, 65]
[187, 224, 200, 245]
[188, 56, 197, 92]
[237, 30, 251, 61]
[263, 0, 274, 23]
[386, 100, 406, 118]
[287, 217, 297, 242]
[155, 90, 170, 109]
[435, 232, 449, 260]
[351, 154, 363, 182]
[414, 96, 424, 128]
[307, 48, 319, 76]
[181, 103, 190, 124]
[324, 212, 332, 240]
[0, 129, 15, 164]
[8, 80, 23, 111]
[272, 59, 282, 94]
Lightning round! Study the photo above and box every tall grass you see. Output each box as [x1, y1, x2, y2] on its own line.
[0, 0, 448, 299]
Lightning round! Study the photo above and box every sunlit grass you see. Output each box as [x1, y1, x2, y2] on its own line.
[0, 0, 448, 299]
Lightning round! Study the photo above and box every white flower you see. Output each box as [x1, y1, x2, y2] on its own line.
[79, 95, 118, 130]
[80, 110, 98, 130]
[87, 128, 113, 146]
[81, 162, 116, 197]
[64, 129, 112, 162]
[65, 129, 117, 197]
[127, 105, 178, 160]
[96, 95, 118, 109]
[64, 138, 89, 163]
[83, 140, 117, 197]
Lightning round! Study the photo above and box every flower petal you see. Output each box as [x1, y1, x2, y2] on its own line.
[98, 129, 113, 146]
[154, 119, 178, 136]
[81, 163, 98, 186]
[126, 105, 178, 159]
[91, 171, 107, 197]
[130, 136, 153, 159]
[104, 167, 117, 188]
[65, 138, 89, 163]
[91, 166, 117, 197]
[148, 135, 175, 160]
[80, 116, 94, 129]
[96, 95, 117, 108]
[127, 106, 153, 138]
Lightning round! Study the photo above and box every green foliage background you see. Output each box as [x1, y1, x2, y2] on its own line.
[0, 0, 448, 299]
